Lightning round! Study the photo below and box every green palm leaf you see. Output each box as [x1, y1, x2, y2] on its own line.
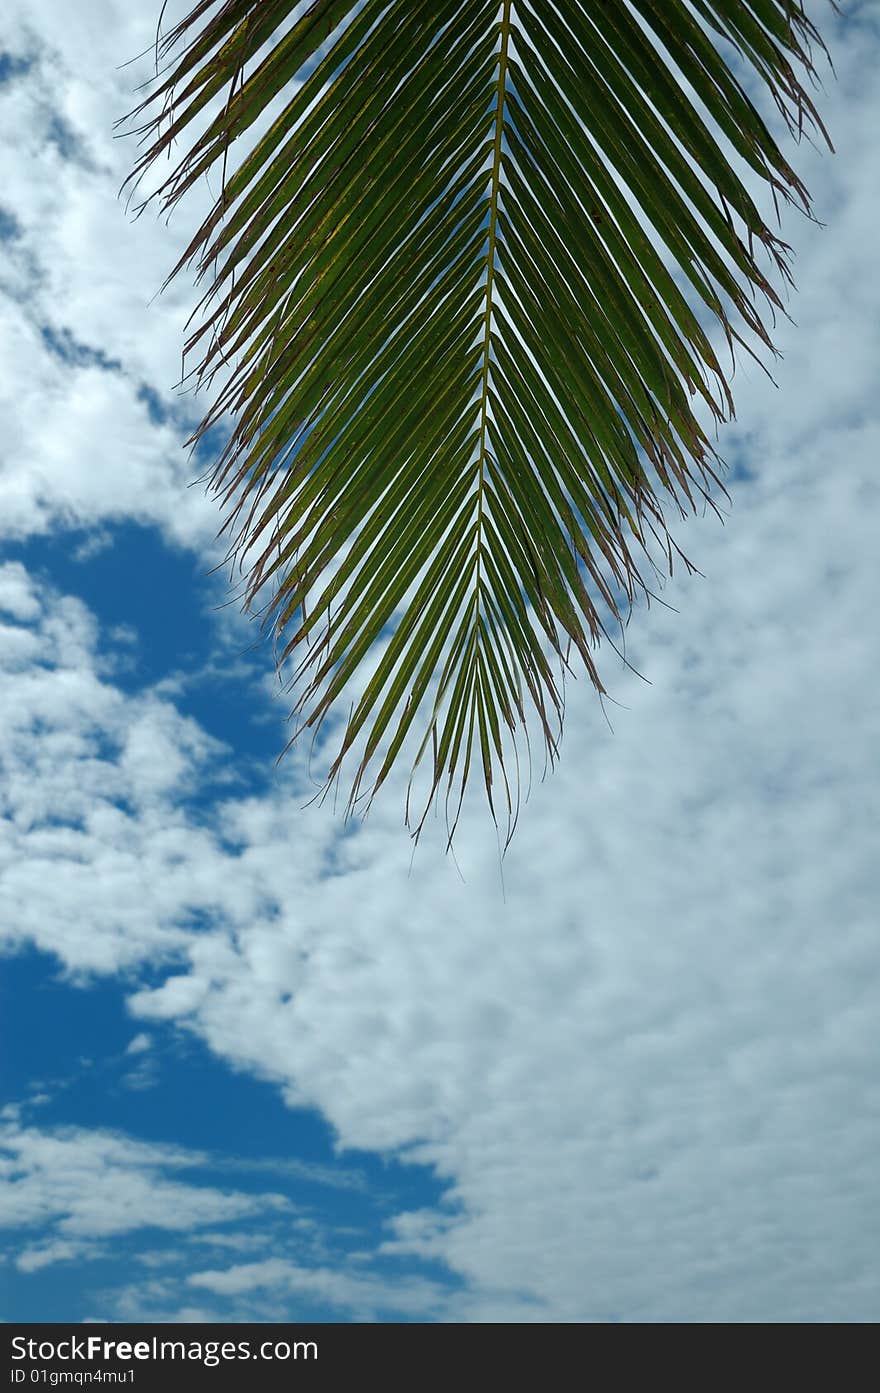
[123, 0, 833, 840]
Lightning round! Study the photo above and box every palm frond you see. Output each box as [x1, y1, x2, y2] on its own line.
[123, 0, 834, 841]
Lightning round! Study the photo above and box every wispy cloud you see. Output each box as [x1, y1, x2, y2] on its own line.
[0, 1120, 289, 1271]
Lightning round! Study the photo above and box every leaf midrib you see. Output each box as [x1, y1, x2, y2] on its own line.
[474, 0, 512, 641]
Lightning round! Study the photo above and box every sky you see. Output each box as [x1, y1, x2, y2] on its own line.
[1, 0, 878, 1324]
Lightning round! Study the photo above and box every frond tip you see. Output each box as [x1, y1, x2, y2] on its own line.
[122, 0, 834, 842]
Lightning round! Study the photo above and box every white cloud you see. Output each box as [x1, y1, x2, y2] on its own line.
[0, 1120, 289, 1271]
[0, 0, 326, 559]
[186, 1257, 450, 1322]
[17, 1239, 97, 1274]
[0, 562, 228, 971]
[0, 562, 42, 622]
[0, 1, 220, 550]
[0, 1112, 450, 1320]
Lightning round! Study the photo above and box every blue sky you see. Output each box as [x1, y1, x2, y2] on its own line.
[1, 0, 879, 1322]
